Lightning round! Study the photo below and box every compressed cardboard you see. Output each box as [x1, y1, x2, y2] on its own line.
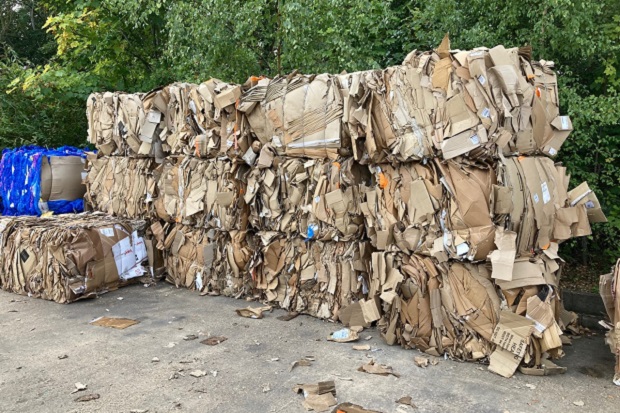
[239, 73, 348, 160]
[0, 213, 153, 303]
[154, 156, 249, 231]
[87, 79, 242, 160]
[84, 155, 157, 220]
[600, 259, 620, 384]
[162, 224, 253, 297]
[245, 155, 368, 241]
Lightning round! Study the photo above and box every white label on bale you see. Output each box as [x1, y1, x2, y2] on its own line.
[470, 135, 480, 145]
[147, 110, 162, 123]
[481, 108, 491, 118]
[272, 136, 283, 147]
[112, 237, 137, 278]
[478, 75, 486, 85]
[132, 231, 147, 263]
[585, 200, 595, 209]
[99, 227, 115, 237]
[533, 193, 540, 204]
[195, 272, 203, 291]
[548, 147, 557, 156]
[560, 116, 570, 130]
[541, 182, 551, 204]
[121, 265, 144, 281]
[314, 196, 321, 204]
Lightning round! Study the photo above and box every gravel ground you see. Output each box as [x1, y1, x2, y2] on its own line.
[0, 283, 618, 413]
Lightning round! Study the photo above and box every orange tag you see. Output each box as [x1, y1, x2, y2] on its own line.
[378, 172, 388, 189]
[535, 87, 541, 98]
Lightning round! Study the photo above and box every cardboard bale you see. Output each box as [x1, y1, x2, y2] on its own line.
[161, 224, 254, 297]
[87, 80, 242, 160]
[249, 232, 372, 320]
[238, 74, 350, 160]
[87, 92, 149, 157]
[84, 155, 157, 220]
[373, 253, 499, 360]
[495, 156, 596, 254]
[154, 156, 249, 231]
[600, 259, 620, 385]
[0, 213, 153, 303]
[244, 155, 369, 241]
[343, 41, 571, 162]
[0, 146, 86, 216]
[359, 162, 441, 255]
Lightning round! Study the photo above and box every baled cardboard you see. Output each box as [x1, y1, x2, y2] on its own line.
[0, 213, 153, 303]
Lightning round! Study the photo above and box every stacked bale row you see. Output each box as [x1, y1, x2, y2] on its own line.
[84, 38, 606, 377]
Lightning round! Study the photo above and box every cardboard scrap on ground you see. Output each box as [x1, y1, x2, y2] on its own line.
[395, 396, 416, 408]
[235, 305, 272, 319]
[294, 381, 337, 412]
[357, 359, 400, 378]
[90, 317, 139, 330]
[200, 336, 228, 346]
[331, 402, 384, 413]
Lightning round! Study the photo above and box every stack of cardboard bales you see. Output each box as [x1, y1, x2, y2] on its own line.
[84, 37, 606, 378]
[85, 79, 252, 288]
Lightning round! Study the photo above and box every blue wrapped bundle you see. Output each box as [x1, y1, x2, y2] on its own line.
[0, 146, 86, 216]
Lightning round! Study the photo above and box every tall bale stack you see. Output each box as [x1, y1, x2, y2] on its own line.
[84, 36, 606, 378]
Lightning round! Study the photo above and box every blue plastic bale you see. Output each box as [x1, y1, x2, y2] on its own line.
[0, 146, 86, 216]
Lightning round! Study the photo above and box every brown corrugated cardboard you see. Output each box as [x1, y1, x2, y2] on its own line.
[84, 156, 157, 220]
[600, 259, 620, 385]
[245, 156, 368, 241]
[0, 213, 153, 303]
[162, 224, 253, 297]
[154, 156, 249, 231]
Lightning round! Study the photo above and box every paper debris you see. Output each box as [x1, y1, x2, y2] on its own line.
[183, 334, 198, 341]
[75, 394, 100, 402]
[573, 401, 584, 407]
[277, 312, 299, 321]
[201, 336, 228, 346]
[525, 384, 536, 390]
[332, 402, 384, 413]
[71, 383, 87, 394]
[151, 357, 160, 363]
[358, 359, 400, 378]
[235, 305, 271, 319]
[396, 396, 416, 408]
[328, 328, 359, 343]
[353, 344, 371, 351]
[90, 317, 139, 329]
[130, 410, 149, 413]
[58, 354, 68, 360]
[293, 381, 337, 412]
[262, 384, 271, 393]
[413, 356, 429, 368]
[290, 358, 314, 372]
[189, 370, 207, 378]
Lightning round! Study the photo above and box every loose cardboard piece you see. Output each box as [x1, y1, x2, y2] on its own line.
[90, 316, 139, 329]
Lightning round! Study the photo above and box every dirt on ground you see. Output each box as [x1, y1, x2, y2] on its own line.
[0, 283, 618, 413]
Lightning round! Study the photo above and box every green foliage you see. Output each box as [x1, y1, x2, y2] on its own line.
[1, 0, 619, 268]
